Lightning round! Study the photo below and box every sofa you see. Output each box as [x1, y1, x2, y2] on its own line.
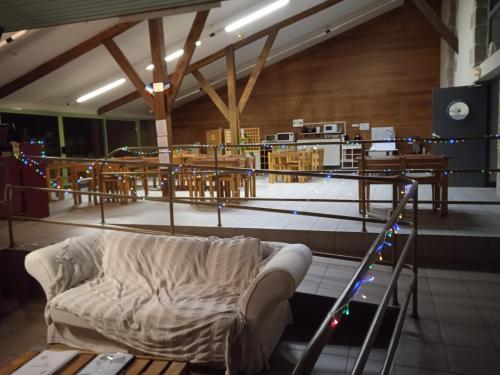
[25, 231, 312, 374]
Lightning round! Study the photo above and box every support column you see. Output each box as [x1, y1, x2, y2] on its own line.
[103, 119, 109, 156]
[135, 120, 142, 147]
[148, 18, 171, 165]
[226, 45, 240, 147]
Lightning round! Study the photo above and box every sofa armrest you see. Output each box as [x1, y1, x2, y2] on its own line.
[239, 243, 312, 325]
[25, 232, 105, 301]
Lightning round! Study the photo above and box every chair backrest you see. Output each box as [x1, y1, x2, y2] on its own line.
[358, 156, 401, 175]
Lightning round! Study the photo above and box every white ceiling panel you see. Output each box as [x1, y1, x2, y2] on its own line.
[0, 0, 403, 118]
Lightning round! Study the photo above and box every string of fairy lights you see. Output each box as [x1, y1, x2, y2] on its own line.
[329, 223, 400, 329]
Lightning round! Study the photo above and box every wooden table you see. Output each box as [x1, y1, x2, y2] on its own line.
[358, 154, 450, 216]
[0, 348, 189, 375]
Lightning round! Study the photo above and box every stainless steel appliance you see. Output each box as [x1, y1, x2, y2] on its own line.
[264, 134, 277, 142]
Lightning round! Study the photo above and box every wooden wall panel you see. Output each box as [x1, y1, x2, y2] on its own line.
[172, 2, 441, 145]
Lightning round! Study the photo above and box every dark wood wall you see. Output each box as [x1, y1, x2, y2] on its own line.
[172, 2, 441, 145]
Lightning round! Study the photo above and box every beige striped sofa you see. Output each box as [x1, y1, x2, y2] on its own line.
[25, 231, 312, 374]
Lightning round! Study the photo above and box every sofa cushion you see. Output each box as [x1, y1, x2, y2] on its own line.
[206, 236, 262, 291]
[47, 234, 265, 365]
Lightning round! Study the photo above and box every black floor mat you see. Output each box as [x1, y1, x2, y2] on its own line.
[285, 292, 400, 348]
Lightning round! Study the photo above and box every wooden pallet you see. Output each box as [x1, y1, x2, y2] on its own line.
[0, 349, 189, 375]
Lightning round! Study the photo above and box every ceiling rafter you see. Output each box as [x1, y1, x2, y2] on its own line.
[97, 0, 345, 114]
[0, 22, 139, 100]
[103, 38, 154, 110]
[411, 0, 458, 53]
[167, 10, 210, 109]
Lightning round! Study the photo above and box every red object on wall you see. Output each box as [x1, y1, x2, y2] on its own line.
[18, 143, 49, 218]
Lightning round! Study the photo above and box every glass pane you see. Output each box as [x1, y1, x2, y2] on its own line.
[106, 120, 137, 154]
[0, 112, 60, 155]
[63, 117, 104, 158]
[491, 8, 500, 45]
[139, 120, 156, 147]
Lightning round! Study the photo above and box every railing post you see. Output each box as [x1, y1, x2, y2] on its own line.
[412, 184, 419, 319]
[6, 185, 15, 248]
[392, 181, 399, 306]
[214, 145, 222, 227]
[98, 161, 106, 224]
[168, 161, 175, 235]
[360, 141, 367, 232]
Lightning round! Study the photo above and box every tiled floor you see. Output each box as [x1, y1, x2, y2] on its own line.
[1, 256, 500, 375]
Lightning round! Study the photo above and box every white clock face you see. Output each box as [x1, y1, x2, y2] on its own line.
[447, 101, 469, 120]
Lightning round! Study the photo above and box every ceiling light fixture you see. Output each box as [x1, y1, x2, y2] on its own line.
[76, 78, 126, 103]
[0, 29, 28, 48]
[146, 41, 201, 70]
[165, 49, 184, 62]
[225, 0, 289, 33]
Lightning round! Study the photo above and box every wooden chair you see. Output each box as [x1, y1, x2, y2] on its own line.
[402, 155, 449, 215]
[71, 162, 96, 205]
[46, 162, 72, 200]
[358, 155, 401, 213]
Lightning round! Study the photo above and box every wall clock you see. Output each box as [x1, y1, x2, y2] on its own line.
[447, 100, 469, 121]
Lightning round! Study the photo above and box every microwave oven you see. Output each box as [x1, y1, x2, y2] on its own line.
[264, 134, 277, 142]
[323, 124, 339, 134]
[276, 132, 295, 142]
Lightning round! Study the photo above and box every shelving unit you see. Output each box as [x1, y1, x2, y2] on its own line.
[341, 144, 363, 169]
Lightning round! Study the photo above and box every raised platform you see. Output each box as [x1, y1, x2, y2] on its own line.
[0, 178, 498, 269]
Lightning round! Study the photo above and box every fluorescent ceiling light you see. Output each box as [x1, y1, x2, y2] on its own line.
[225, 0, 289, 33]
[146, 42, 201, 70]
[165, 49, 184, 62]
[76, 78, 126, 103]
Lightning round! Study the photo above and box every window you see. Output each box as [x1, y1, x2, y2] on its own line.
[490, 0, 500, 47]
[63, 117, 104, 158]
[0, 112, 60, 155]
[106, 120, 137, 153]
[139, 120, 156, 147]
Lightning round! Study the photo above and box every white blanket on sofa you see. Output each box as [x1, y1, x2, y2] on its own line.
[47, 232, 264, 371]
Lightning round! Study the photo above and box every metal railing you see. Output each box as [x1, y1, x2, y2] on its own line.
[2, 148, 421, 375]
[5, 135, 499, 373]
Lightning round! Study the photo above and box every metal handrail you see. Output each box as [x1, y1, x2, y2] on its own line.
[290, 181, 418, 375]
[4, 152, 420, 375]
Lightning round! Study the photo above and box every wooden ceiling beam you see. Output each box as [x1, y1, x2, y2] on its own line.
[192, 69, 229, 121]
[238, 30, 277, 114]
[168, 10, 210, 108]
[103, 38, 154, 110]
[0, 22, 139, 100]
[96, 91, 141, 115]
[148, 18, 169, 119]
[412, 0, 458, 53]
[97, 0, 344, 114]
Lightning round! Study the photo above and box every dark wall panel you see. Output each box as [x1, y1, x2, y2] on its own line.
[63, 117, 104, 158]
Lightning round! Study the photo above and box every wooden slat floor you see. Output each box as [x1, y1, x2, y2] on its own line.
[0, 347, 189, 375]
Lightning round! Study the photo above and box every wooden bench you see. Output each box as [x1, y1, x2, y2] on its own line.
[0, 348, 190, 375]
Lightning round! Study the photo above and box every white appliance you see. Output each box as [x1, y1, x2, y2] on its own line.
[276, 132, 295, 142]
[323, 124, 339, 134]
[369, 126, 397, 156]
